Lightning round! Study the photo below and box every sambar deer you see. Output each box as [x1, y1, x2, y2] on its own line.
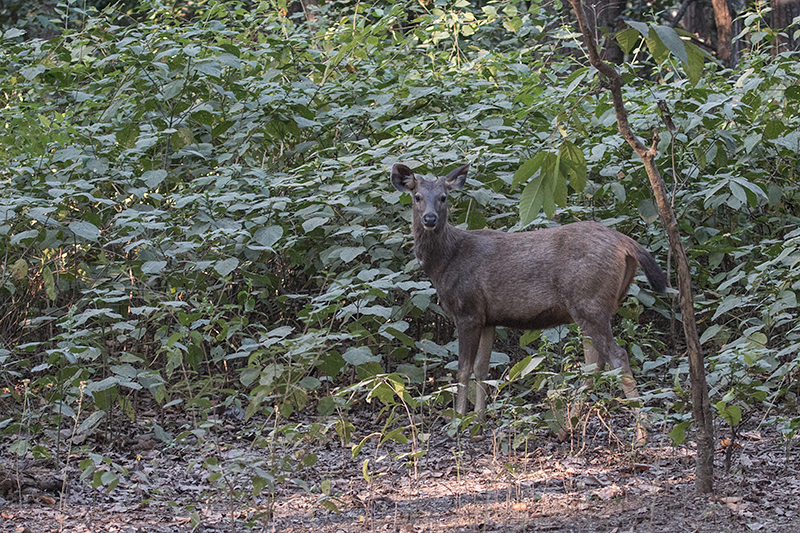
[392, 162, 667, 426]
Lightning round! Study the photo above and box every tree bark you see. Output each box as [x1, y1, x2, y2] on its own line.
[711, 0, 735, 67]
[567, 0, 715, 494]
[680, 0, 711, 43]
[772, 0, 800, 53]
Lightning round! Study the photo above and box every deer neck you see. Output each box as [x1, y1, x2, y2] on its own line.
[412, 220, 459, 278]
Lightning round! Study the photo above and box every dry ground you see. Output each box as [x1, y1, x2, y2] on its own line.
[1, 409, 798, 533]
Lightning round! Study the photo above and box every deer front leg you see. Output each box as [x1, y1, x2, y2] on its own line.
[473, 326, 496, 413]
[454, 321, 483, 416]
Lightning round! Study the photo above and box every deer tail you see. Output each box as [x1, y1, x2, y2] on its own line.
[632, 244, 668, 293]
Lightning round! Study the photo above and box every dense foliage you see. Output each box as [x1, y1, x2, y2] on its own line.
[1, 0, 799, 516]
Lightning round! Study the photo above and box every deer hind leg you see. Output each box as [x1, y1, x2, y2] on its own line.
[584, 320, 647, 443]
[605, 338, 648, 443]
[559, 318, 646, 442]
[578, 319, 638, 397]
[556, 335, 599, 442]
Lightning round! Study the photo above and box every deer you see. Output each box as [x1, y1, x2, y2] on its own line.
[391, 162, 667, 435]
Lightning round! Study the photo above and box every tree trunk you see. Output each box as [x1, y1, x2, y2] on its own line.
[568, 0, 715, 494]
[678, 0, 712, 45]
[772, 0, 800, 53]
[711, 0, 735, 66]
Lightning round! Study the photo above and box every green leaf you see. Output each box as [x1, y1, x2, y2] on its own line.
[319, 498, 340, 513]
[253, 225, 283, 248]
[512, 155, 542, 187]
[342, 346, 379, 366]
[142, 169, 167, 188]
[162, 79, 184, 100]
[252, 475, 268, 496]
[4, 28, 26, 39]
[541, 171, 557, 218]
[362, 458, 371, 481]
[340, 246, 366, 263]
[653, 25, 688, 65]
[519, 329, 540, 347]
[616, 27, 641, 55]
[518, 153, 557, 224]
[553, 161, 568, 207]
[684, 40, 704, 87]
[712, 296, 743, 321]
[69, 221, 101, 241]
[383, 428, 408, 444]
[11, 259, 28, 280]
[294, 116, 321, 128]
[142, 260, 167, 274]
[668, 420, 691, 445]
[302, 452, 318, 466]
[644, 27, 669, 63]
[559, 140, 586, 191]
[9, 439, 30, 457]
[638, 199, 659, 224]
[317, 395, 338, 416]
[240, 367, 260, 387]
[214, 258, 239, 277]
[699, 324, 724, 345]
[716, 402, 742, 427]
[299, 376, 321, 390]
[367, 382, 397, 405]
[20, 65, 46, 81]
[509, 355, 544, 380]
[77, 410, 106, 434]
[626, 20, 650, 38]
[100, 470, 118, 489]
[396, 363, 425, 383]
[10, 229, 39, 245]
[43, 266, 56, 300]
[302, 217, 329, 233]
[519, 177, 546, 226]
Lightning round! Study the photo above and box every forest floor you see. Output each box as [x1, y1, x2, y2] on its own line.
[1, 406, 799, 533]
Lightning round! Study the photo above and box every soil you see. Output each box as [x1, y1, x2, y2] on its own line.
[1, 409, 798, 533]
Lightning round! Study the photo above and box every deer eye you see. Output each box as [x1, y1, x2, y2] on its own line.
[414, 194, 422, 202]
[438, 195, 446, 202]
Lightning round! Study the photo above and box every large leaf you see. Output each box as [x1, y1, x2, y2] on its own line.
[616, 27, 641, 55]
[69, 221, 101, 241]
[519, 176, 548, 226]
[214, 258, 239, 277]
[653, 25, 688, 65]
[518, 152, 556, 225]
[342, 346, 380, 366]
[559, 140, 587, 192]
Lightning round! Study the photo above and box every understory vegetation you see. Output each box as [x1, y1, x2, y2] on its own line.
[1, 0, 799, 523]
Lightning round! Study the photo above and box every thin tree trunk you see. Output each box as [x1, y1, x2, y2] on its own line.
[711, 0, 734, 67]
[567, 0, 715, 494]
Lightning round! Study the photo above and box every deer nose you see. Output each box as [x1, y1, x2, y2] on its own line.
[422, 213, 438, 228]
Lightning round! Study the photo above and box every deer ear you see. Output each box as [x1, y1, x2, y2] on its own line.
[443, 163, 470, 191]
[391, 164, 416, 192]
